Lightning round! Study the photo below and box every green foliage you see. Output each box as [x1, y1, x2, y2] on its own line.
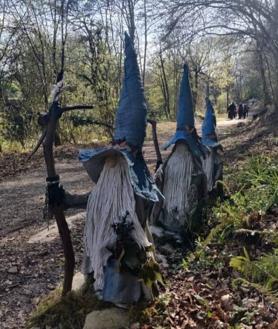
[230, 248, 278, 305]
[183, 155, 278, 303]
[237, 156, 278, 196]
[190, 155, 278, 310]
[230, 248, 278, 288]
[0, 21, 119, 150]
[0, 100, 33, 148]
[206, 156, 278, 245]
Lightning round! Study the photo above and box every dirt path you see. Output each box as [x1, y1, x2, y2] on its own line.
[0, 118, 246, 329]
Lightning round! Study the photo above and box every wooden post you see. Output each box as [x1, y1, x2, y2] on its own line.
[28, 74, 94, 295]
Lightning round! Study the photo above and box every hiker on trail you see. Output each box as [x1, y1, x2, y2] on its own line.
[238, 103, 244, 119]
[201, 98, 224, 197]
[227, 102, 236, 120]
[151, 64, 207, 242]
[243, 104, 249, 118]
[79, 33, 162, 307]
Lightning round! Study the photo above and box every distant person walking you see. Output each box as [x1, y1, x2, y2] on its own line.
[227, 102, 236, 120]
[243, 104, 249, 118]
[238, 103, 244, 119]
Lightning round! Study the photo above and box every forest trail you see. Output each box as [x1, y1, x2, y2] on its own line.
[0, 118, 244, 236]
[0, 117, 251, 329]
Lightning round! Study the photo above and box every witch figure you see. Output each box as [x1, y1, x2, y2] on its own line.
[151, 64, 207, 241]
[201, 98, 224, 198]
[79, 33, 162, 307]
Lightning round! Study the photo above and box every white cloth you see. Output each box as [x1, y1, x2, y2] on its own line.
[83, 155, 151, 291]
[162, 143, 194, 228]
[202, 150, 214, 192]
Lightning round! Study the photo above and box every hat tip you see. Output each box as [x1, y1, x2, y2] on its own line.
[183, 63, 189, 74]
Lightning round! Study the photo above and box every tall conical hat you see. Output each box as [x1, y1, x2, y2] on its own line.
[79, 33, 162, 202]
[113, 32, 147, 148]
[164, 64, 204, 158]
[201, 98, 219, 148]
[176, 64, 195, 130]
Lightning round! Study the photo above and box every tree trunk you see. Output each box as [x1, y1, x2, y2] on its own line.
[159, 53, 170, 117]
[257, 48, 271, 106]
[192, 68, 199, 112]
[142, 0, 147, 86]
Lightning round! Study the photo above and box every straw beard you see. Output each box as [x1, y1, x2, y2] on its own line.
[162, 143, 194, 228]
[83, 154, 151, 291]
[202, 150, 214, 192]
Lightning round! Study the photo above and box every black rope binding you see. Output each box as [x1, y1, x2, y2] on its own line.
[43, 175, 65, 221]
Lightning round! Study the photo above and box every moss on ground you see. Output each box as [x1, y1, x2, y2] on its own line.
[27, 280, 113, 329]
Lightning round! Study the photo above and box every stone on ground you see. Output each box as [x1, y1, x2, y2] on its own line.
[72, 271, 85, 291]
[83, 307, 129, 329]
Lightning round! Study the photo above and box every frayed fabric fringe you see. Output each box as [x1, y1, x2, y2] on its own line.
[202, 151, 214, 192]
[162, 143, 193, 226]
[83, 155, 151, 291]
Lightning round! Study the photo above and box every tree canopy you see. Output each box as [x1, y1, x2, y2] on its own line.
[0, 0, 277, 150]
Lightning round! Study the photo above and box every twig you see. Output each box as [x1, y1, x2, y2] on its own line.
[28, 105, 94, 160]
[62, 104, 94, 112]
[27, 130, 47, 160]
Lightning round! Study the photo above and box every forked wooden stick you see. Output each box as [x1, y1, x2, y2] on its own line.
[41, 75, 93, 295]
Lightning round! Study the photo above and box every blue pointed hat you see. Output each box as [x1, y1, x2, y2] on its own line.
[176, 64, 195, 130]
[164, 64, 204, 158]
[113, 32, 147, 148]
[78, 33, 162, 202]
[201, 98, 220, 148]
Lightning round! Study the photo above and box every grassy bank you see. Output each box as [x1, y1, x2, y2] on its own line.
[140, 154, 278, 329]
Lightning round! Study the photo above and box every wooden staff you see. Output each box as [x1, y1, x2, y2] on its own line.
[38, 74, 93, 295]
